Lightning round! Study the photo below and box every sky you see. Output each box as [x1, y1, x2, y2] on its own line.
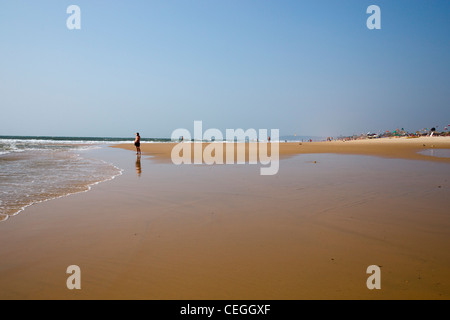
[0, 0, 449, 138]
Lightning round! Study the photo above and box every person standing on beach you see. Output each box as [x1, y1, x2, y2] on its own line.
[134, 132, 141, 155]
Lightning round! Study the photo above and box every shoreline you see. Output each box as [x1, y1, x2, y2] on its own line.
[112, 136, 450, 164]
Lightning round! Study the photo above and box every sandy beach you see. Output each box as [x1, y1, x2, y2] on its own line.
[0, 137, 449, 299]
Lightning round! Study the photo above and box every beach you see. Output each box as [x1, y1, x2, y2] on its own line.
[0, 137, 449, 299]
[2, 0, 450, 304]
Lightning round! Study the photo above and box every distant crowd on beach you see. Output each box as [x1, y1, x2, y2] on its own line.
[335, 126, 449, 141]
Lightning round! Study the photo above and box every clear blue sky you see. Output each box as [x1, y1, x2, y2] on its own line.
[1, 0, 449, 137]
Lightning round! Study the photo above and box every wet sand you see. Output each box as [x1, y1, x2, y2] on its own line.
[0, 139, 449, 300]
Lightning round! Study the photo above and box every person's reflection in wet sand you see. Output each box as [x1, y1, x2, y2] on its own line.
[136, 154, 142, 177]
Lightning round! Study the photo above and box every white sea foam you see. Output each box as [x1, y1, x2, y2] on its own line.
[2, 162, 123, 221]
[0, 143, 123, 221]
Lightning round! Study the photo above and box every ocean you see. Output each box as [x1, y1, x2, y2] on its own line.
[0, 136, 168, 221]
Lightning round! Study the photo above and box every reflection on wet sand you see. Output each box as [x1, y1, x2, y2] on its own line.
[136, 155, 142, 177]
